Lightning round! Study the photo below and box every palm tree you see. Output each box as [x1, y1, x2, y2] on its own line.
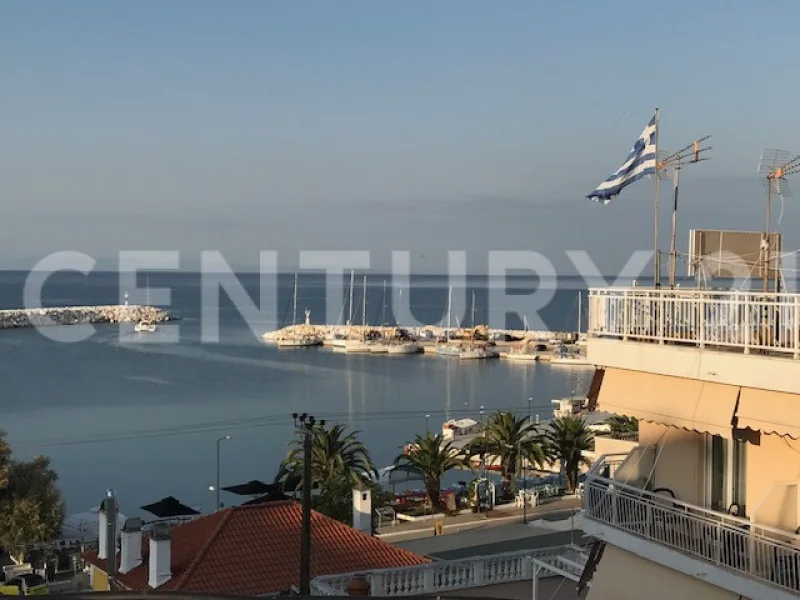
[392, 433, 468, 511]
[276, 423, 376, 492]
[469, 411, 549, 499]
[607, 415, 639, 439]
[546, 415, 594, 493]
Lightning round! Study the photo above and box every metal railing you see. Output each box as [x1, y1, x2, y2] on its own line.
[584, 455, 800, 593]
[588, 288, 800, 358]
[311, 545, 586, 596]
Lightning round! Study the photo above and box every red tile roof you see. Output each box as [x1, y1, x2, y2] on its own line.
[83, 500, 429, 595]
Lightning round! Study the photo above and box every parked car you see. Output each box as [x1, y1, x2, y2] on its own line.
[0, 574, 49, 596]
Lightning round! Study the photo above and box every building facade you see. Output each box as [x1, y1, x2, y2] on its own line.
[581, 287, 800, 600]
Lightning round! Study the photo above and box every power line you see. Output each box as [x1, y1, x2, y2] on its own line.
[12, 403, 549, 448]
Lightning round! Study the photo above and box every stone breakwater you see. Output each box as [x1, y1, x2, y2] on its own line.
[0, 305, 176, 329]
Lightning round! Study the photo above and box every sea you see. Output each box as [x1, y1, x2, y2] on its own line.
[0, 270, 595, 517]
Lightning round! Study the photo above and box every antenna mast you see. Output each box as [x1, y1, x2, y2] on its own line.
[657, 136, 713, 288]
[757, 150, 800, 293]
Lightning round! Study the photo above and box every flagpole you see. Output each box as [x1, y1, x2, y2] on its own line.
[653, 107, 661, 289]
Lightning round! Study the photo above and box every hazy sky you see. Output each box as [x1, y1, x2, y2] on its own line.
[3, 0, 800, 274]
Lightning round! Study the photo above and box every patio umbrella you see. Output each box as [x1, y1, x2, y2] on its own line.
[221, 480, 277, 497]
[241, 488, 290, 505]
[140, 496, 200, 518]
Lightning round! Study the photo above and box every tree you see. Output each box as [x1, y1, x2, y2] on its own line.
[312, 476, 387, 532]
[607, 415, 639, 439]
[392, 433, 468, 512]
[0, 430, 10, 490]
[470, 411, 549, 499]
[546, 415, 594, 493]
[0, 455, 65, 562]
[275, 423, 376, 492]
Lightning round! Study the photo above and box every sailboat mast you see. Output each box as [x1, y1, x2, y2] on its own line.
[348, 270, 354, 326]
[447, 286, 452, 332]
[292, 274, 298, 326]
[471, 291, 476, 327]
[362, 275, 367, 326]
[577, 291, 582, 335]
[382, 280, 387, 326]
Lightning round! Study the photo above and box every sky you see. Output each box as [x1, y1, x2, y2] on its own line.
[3, 0, 800, 274]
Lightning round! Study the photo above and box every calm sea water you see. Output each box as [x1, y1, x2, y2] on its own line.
[0, 271, 593, 516]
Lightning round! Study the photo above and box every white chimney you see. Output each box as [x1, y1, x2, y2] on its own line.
[119, 518, 143, 574]
[352, 485, 372, 535]
[98, 508, 109, 560]
[148, 523, 171, 589]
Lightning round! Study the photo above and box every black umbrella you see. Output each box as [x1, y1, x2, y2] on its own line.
[140, 496, 200, 518]
[241, 488, 290, 505]
[221, 480, 277, 497]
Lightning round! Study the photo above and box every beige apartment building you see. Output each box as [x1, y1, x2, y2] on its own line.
[582, 287, 800, 600]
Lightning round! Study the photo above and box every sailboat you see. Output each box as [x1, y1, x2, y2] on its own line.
[134, 275, 157, 333]
[435, 286, 461, 357]
[329, 271, 355, 349]
[459, 292, 498, 359]
[345, 275, 371, 353]
[278, 274, 321, 348]
[550, 292, 592, 366]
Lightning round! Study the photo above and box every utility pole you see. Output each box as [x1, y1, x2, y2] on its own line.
[103, 489, 117, 589]
[293, 412, 325, 596]
[216, 435, 231, 512]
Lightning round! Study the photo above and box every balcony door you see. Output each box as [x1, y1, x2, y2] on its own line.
[706, 435, 747, 514]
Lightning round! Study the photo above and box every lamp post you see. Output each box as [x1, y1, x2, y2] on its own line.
[425, 414, 431, 434]
[215, 435, 230, 512]
[293, 412, 325, 596]
[103, 489, 117, 589]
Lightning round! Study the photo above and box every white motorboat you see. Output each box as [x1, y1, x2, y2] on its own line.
[277, 336, 321, 348]
[459, 348, 498, 360]
[503, 351, 539, 362]
[387, 342, 422, 355]
[368, 343, 389, 354]
[344, 340, 372, 353]
[134, 321, 157, 333]
[549, 354, 594, 367]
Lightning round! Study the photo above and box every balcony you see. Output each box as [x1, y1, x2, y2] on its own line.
[588, 287, 800, 357]
[311, 546, 589, 597]
[583, 454, 800, 599]
[586, 288, 800, 393]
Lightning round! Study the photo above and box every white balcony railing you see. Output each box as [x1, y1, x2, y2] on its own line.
[311, 545, 587, 596]
[588, 288, 800, 358]
[584, 455, 800, 594]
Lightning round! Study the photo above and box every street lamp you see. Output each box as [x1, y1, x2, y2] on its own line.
[425, 414, 431, 434]
[293, 412, 325, 596]
[216, 435, 231, 512]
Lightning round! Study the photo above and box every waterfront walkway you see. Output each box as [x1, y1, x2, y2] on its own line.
[376, 496, 582, 543]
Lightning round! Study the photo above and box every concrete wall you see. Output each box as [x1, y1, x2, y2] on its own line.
[587, 544, 742, 600]
[588, 337, 800, 395]
[638, 422, 705, 504]
[592, 435, 638, 457]
[746, 433, 800, 531]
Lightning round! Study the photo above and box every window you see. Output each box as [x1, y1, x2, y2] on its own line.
[710, 435, 727, 511]
[731, 438, 747, 511]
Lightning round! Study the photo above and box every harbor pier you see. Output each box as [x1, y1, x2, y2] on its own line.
[0, 305, 175, 329]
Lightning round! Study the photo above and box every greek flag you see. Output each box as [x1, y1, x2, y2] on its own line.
[587, 114, 657, 204]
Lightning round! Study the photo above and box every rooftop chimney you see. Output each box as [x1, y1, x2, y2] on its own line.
[119, 518, 143, 574]
[352, 485, 372, 536]
[98, 508, 109, 560]
[148, 523, 171, 589]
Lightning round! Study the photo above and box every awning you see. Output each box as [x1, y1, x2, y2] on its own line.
[737, 387, 800, 439]
[597, 368, 740, 438]
[586, 368, 605, 411]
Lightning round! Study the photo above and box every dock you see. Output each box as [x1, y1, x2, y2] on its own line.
[0, 305, 175, 329]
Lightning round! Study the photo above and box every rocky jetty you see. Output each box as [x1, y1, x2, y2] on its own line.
[0, 305, 176, 329]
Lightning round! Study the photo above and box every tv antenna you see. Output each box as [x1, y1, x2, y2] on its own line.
[757, 149, 800, 292]
[658, 136, 713, 288]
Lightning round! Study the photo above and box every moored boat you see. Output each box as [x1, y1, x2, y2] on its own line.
[387, 342, 423, 355]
